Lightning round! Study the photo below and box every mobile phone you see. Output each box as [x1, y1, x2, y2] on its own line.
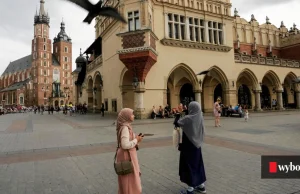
[138, 133, 144, 137]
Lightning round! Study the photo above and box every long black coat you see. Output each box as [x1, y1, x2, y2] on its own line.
[179, 132, 206, 187]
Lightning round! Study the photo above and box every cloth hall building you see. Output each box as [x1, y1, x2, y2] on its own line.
[73, 0, 300, 119]
[0, 0, 73, 107]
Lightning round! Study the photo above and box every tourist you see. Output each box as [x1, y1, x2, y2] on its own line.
[116, 108, 143, 194]
[151, 106, 158, 119]
[214, 98, 222, 127]
[244, 109, 249, 122]
[175, 101, 206, 194]
[100, 103, 105, 117]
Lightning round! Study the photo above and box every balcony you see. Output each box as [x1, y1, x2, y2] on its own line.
[234, 53, 300, 68]
[87, 55, 103, 73]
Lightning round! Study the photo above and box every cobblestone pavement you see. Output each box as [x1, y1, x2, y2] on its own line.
[0, 111, 299, 194]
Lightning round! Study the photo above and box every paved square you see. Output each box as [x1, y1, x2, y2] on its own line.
[0, 111, 300, 194]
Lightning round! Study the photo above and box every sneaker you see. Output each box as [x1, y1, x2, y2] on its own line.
[180, 189, 194, 194]
[194, 185, 206, 193]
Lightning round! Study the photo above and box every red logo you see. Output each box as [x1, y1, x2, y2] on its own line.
[269, 162, 277, 173]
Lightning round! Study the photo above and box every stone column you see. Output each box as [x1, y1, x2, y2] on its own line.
[164, 13, 169, 38]
[254, 90, 262, 111]
[225, 89, 237, 107]
[276, 90, 284, 110]
[296, 92, 300, 109]
[194, 90, 202, 111]
[93, 92, 96, 113]
[134, 82, 146, 119]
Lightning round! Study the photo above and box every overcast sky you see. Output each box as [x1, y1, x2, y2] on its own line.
[0, 0, 299, 76]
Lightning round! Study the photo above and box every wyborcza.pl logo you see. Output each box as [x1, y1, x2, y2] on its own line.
[261, 156, 300, 179]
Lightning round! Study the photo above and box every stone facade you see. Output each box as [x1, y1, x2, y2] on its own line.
[73, 0, 300, 118]
[0, 0, 73, 108]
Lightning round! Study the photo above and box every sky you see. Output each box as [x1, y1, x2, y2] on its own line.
[0, 0, 299, 76]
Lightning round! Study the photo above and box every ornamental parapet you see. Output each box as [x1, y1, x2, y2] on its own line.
[87, 55, 103, 73]
[234, 53, 300, 68]
[161, 39, 232, 52]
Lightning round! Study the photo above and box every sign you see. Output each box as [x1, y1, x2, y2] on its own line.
[53, 69, 60, 83]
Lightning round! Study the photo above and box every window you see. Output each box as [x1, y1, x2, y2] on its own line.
[168, 14, 185, 39]
[43, 70, 47, 76]
[64, 57, 68, 62]
[189, 18, 205, 42]
[128, 11, 140, 31]
[44, 38, 46, 42]
[43, 61, 47, 67]
[43, 45, 46, 51]
[55, 47, 58, 53]
[44, 53, 47, 58]
[44, 78, 47, 83]
[64, 47, 68, 53]
[207, 21, 223, 44]
[65, 79, 68, 85]
[65, 64, 68, 70]
[112, 99, 117, 112]
[44, 92, 47, 98]
[20, 97, 24, 104]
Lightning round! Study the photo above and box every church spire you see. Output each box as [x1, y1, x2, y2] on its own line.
[39, 0, 46, 16]
[34, 0, 50, 26]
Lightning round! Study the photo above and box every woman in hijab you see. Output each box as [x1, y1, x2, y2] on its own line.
[116, 108, 143, 194]
[176, 101, 206, 194]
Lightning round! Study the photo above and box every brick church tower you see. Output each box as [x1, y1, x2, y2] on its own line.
[53, 21, 72, 93]
[32, 0, 52, 105]
[30, 0, 73, 106]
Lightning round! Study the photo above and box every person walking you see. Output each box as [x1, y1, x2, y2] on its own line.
[214, 98, 222, 127]
[100, 103, 105, 117]
[116, 108, 143, 194]
[175, 101, 207, 194]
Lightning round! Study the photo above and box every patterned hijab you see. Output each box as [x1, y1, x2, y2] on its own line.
[177, 101, 205, 148]
[116, 108, 134, 134]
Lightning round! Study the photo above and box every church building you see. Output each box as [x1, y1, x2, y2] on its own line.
[0, 0, 73, 108]
[73, 0, 300, 119]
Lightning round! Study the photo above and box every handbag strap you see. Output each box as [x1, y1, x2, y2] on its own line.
[114, 126, 132, 163]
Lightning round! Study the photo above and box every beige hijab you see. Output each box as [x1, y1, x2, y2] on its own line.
[116, 108, 134, 135]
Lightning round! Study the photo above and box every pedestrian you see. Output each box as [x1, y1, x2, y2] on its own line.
[244, 109, 249, 122]
[115, 108, 143, 194]
[214, 97, 222, 127]
[175, 101, 206, 194]
[100, 103, 105, 117]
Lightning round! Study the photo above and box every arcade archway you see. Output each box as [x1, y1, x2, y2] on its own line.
[202, 66, 228, 112]
[87, 77, 93, 109]
[261, 71, 281, 109]
[94, 72, 103, 110]
[283, 72, 298, 108]
[180, 83, 195, 106]
[238, 84, 252, 108]
[167, 64, 198, 108]
[121, 70, 135, 110]
[236, 69, 258, 109]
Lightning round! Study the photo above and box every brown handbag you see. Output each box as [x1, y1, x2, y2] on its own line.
[114, 128, 134, 175]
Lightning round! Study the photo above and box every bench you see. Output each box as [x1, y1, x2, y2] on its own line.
[226, 109, 243, 118]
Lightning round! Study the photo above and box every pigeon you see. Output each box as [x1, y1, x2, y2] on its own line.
[64, 0, 127, 24]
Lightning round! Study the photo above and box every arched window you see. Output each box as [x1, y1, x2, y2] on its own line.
[44, 92, 47, 98]
[44, 61, 47, 66]
[44, 78, 47, 83]
[43, 45, 46, 51]
[64, 47, 68, 53]
[65, 64, 68, 70]
[43, 70, 47, 76]
[65, 79, 68, 85]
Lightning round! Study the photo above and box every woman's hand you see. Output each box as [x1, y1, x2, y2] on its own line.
[136, 135, 144, 143]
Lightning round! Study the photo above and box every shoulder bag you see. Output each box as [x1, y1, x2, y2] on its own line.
[114, 128, 134, 175]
